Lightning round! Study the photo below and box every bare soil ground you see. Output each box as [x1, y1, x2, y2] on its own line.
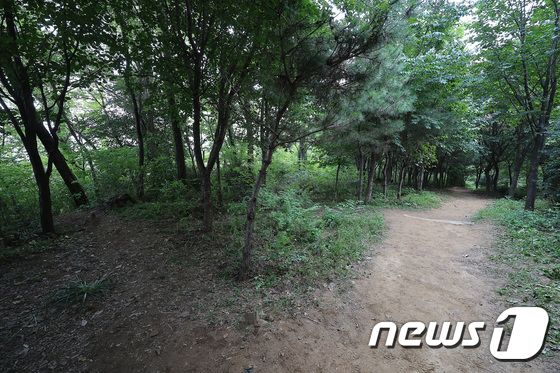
[1, 188, 558, 372]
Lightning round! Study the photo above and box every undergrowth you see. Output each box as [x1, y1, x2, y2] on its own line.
[475, 199, 560, 351]
[214, 188, 384, 317]
[368, 188, 442, 209]
[103, 183, 437, 317]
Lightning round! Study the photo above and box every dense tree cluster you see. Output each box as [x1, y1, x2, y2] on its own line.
[1, 0, 559, 275]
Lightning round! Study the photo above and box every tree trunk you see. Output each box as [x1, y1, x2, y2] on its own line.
[259, 119, 268, 185]
[525, 131, 545, 210]
[397, 163, 406, 200]
[184, 132, 198, 176]
[125, 76, 145, 199]
[509, 131, 527, 198]
[357, 150, 365, 200]
[25, 135, 55, 233]
[247, 115, 255, 168]
[485, 167, 492, 193]
[216, 155, 223, 208]
[385, 153, 393, 185]
[298, 138, 307, 162]
[334, 161, 341, 201]
[134, 108, 145, 199]
[475, 168, 482, 189]
[493, 163, 500, 192]
[167, 87, 187, 182]
[417, 165, 425, 191]
[364, 152, 376, 204]
[201, 170, 213, 231]
[241, 145, 274, 279]
[382, 153, 389, 197]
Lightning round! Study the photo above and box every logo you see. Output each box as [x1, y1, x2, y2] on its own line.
[369, 307, 549, 361]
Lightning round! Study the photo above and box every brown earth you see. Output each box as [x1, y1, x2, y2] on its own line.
[1, 188, 558, 372]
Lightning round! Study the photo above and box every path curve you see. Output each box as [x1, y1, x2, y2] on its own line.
[219, 188, 558, 372]
[164, 188, 557, 372]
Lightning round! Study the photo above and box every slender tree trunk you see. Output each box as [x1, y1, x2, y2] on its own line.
[184, 131, 198, 176]
[133, 101, 145, 199]
[298, 138, 307, 162]
[216, 155, 223, 208]
[357, 150, 365, 200]
[509, 135, 527, 198]
[493, 163, 500, 192]
[485, 167, 492, 193]
[201, 170, 212, 230]
[241, 145, 274, 279]
[364, 152, 376, 204]
[385, 152, 393, 185]
[166, 87, 187, 182]
[259, 118, 269, 186]
[334, 161, 341, 201]
[417, 165, 425, 191]
[397, 163, 406, 200]
[125, 75, 145, 199]
[525, 131, 545, 210]
[475, 168, 482, 189]
[382, 153, 389, 197]
[247, 116, 255, 169]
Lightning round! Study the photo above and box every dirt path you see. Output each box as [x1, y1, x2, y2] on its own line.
[6, 189, 555, 372]
[165, 188, 556, 372]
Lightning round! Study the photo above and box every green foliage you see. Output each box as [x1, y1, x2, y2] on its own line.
[92, 147, 139, 199]
[476, 199, 560, 348]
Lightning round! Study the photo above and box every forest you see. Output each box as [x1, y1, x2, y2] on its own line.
[1, 0, 559, 371]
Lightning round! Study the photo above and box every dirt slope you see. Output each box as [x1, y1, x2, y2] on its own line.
[156, 188, 556, 372]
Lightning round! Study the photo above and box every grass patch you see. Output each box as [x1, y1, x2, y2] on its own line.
[53, 276, 110, 304]
[368, 188, 442, 210]
[475, 198, 560, 350]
